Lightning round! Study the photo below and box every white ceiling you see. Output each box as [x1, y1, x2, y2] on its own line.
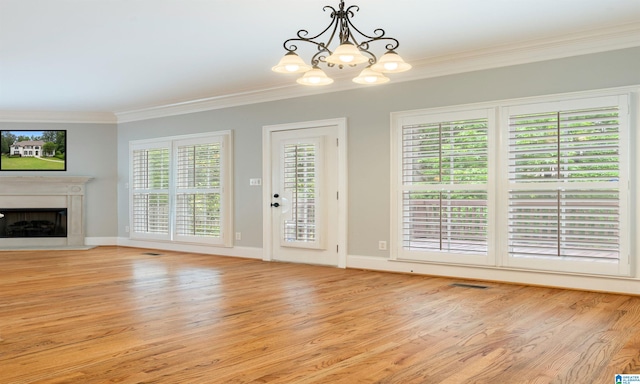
[1, 0, 639, 117]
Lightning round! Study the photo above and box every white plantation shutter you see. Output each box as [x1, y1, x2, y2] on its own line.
[174, 140, 224, 241]
[393, 91, 631, 277]
[505, 95, 629, 275]
[131, 145, 171, 239]
[132, 193, 170, 234]
[129, 132, 233, 246]
[402, 119, 488, 185]
[508, 189, 619, 259]
[402, 191, 488, 253]
[508, 106, 620, 183]
[282, 143, 317, 244]
[395, 109, 492, 264]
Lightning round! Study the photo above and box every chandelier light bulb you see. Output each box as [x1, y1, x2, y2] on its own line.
[326, 43, 369, 65]
[370, 50, 412, 73]
[340, 55, 354, 63]
[384, 62, 398, 71]
[352, 67, 389, 85]
[272, 52, 312, 74]
[296, 67, 334, 86]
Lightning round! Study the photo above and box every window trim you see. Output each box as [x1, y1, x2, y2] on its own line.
[129, 138, 172, 242]
[391, 88, 635, 278]
[391, 107, 497, 267]
[498, 94, 630, 276]
[129, 131, 234, 247]
[279, 136, 325, 250]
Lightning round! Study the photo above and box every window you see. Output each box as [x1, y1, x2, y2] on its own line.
[131, 143, 170, 239]
[392, 108, 494, 265]
[282, 142, 318, 245]
[129, 132, 233, 247]
[503, 95, 629, 276]
[392, 91, 632, 276]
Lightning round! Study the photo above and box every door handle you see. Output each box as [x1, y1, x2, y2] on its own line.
[271, 202, 280, 207]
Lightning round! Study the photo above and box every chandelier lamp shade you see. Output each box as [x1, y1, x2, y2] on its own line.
[272, 0, 411, 86]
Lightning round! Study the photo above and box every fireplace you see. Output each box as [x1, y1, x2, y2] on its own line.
[0, 208, 68, 238]
[0, 176, 92, 248]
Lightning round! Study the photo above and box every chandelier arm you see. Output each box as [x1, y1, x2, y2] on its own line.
[355, 46, 377, 66]
[323, 10, 341, 53]
[274, 0, 410, 83]
[345, 17, 401, 52]
[358, 35, 401, 52]
[312, 15, 342, 67]
[282, 6, 341, 54]
[324, 5, 338, 14]
[311, 51, 334, 68]
[301, 5, 338, 41]
[344, 4, 359, 17]
[284, 36, 327, 54]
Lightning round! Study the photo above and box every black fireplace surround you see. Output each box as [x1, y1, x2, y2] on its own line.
[0, 208, 68, 238]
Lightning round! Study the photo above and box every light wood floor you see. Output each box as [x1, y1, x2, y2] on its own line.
[1, 246, 639, 383]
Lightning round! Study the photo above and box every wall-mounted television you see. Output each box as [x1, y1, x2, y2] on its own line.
[0, 130, 67, 171]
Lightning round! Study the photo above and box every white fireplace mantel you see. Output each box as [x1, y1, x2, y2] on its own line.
[0, 176, 93, 247]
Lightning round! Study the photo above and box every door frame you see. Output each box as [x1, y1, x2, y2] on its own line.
[262, 118, 348, 268]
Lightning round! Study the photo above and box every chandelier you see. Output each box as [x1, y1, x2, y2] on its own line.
[272, 0, 411, 86]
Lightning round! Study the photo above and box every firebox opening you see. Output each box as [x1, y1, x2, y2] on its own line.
[0, 208, 68, 238]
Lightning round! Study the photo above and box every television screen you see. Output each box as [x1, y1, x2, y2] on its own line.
[0, 130, 67, 171]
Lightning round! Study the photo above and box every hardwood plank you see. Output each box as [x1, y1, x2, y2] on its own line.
[1, 246, 639, 383]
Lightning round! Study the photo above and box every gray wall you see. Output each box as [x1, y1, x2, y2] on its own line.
[0, 122, 118, 238]
[117, 47, 640, 256]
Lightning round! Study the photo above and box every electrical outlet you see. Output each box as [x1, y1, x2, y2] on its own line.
[249, 178, 262, 186]
[378, 241, 387, 250]
[125, 226, 130, 233]
[235, 232, 241, 241]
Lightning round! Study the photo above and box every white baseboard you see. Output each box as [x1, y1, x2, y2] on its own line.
[347, 254, 640, 295]
[116, 237, 263, 260]
[78, 239, 640, 295]
[85, 237, 119, 246]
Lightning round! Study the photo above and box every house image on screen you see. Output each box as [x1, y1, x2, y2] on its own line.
[10, 140, 53, 157]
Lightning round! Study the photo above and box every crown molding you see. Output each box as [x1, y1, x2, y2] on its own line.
[5, 22, 637, 125]
[399, 21, 640, 83]
[0, 110, 116, 124]
[115, 22, 640, 123]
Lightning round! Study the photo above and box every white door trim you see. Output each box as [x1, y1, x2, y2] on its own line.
[262, 118, 348, 268]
